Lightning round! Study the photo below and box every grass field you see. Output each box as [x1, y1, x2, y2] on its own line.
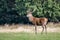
[0, 32, 60, 40]
[0, 23, 60, 40]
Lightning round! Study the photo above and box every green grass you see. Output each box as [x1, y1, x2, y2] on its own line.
[0, 32, 60, 40]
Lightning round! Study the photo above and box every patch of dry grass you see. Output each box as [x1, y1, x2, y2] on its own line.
[0, 22, 60, 33]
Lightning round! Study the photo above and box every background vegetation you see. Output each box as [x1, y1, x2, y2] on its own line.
[0, 0, 60, 25]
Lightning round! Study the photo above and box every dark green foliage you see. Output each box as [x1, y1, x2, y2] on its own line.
[15, 0, 60, 22]
[0, 0, 60, 25]
[0, 0, 29, 25]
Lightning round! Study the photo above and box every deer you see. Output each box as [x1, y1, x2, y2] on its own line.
[26, 9, 48, 34]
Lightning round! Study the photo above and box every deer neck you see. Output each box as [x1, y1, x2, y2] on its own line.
[28, 14, 34, 22]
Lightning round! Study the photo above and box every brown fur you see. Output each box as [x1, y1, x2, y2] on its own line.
[31, 17, 48, 25]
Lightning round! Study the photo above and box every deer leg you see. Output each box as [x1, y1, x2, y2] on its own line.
[41, 25, 44, 34]
[45, 25, 47, 34]
[35, 24, 37, 34]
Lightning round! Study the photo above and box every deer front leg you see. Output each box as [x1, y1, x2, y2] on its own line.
[41, 25, 44, 34]
[35, 24, 37, 34]
[33, 21, 37, 34]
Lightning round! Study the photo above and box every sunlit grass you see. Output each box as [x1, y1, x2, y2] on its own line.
[0, 32, 60, 40]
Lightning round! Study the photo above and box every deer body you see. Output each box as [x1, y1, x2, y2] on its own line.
[27, 10, 48, 34]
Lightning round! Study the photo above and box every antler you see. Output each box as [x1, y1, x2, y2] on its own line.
[27, 9, 32, 14]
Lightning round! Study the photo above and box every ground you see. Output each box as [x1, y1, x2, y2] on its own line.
[0, 32, 60, 40]
[0, 22, 60, 33]
[0, 22, 60, 40]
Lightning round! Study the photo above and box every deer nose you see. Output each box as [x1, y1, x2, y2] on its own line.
[26, 15, 28, 17]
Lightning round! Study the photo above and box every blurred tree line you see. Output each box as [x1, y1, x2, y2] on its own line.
[0, 0, 60, 25]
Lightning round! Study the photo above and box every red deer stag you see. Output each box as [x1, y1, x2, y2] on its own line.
[26, 10, 48, 34]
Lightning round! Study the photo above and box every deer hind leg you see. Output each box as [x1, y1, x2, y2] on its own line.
[45, 25, 47, 34]
[44, 22, 47, 34]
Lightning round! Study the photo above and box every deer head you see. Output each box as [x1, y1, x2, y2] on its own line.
[26, 9, 33, 17]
